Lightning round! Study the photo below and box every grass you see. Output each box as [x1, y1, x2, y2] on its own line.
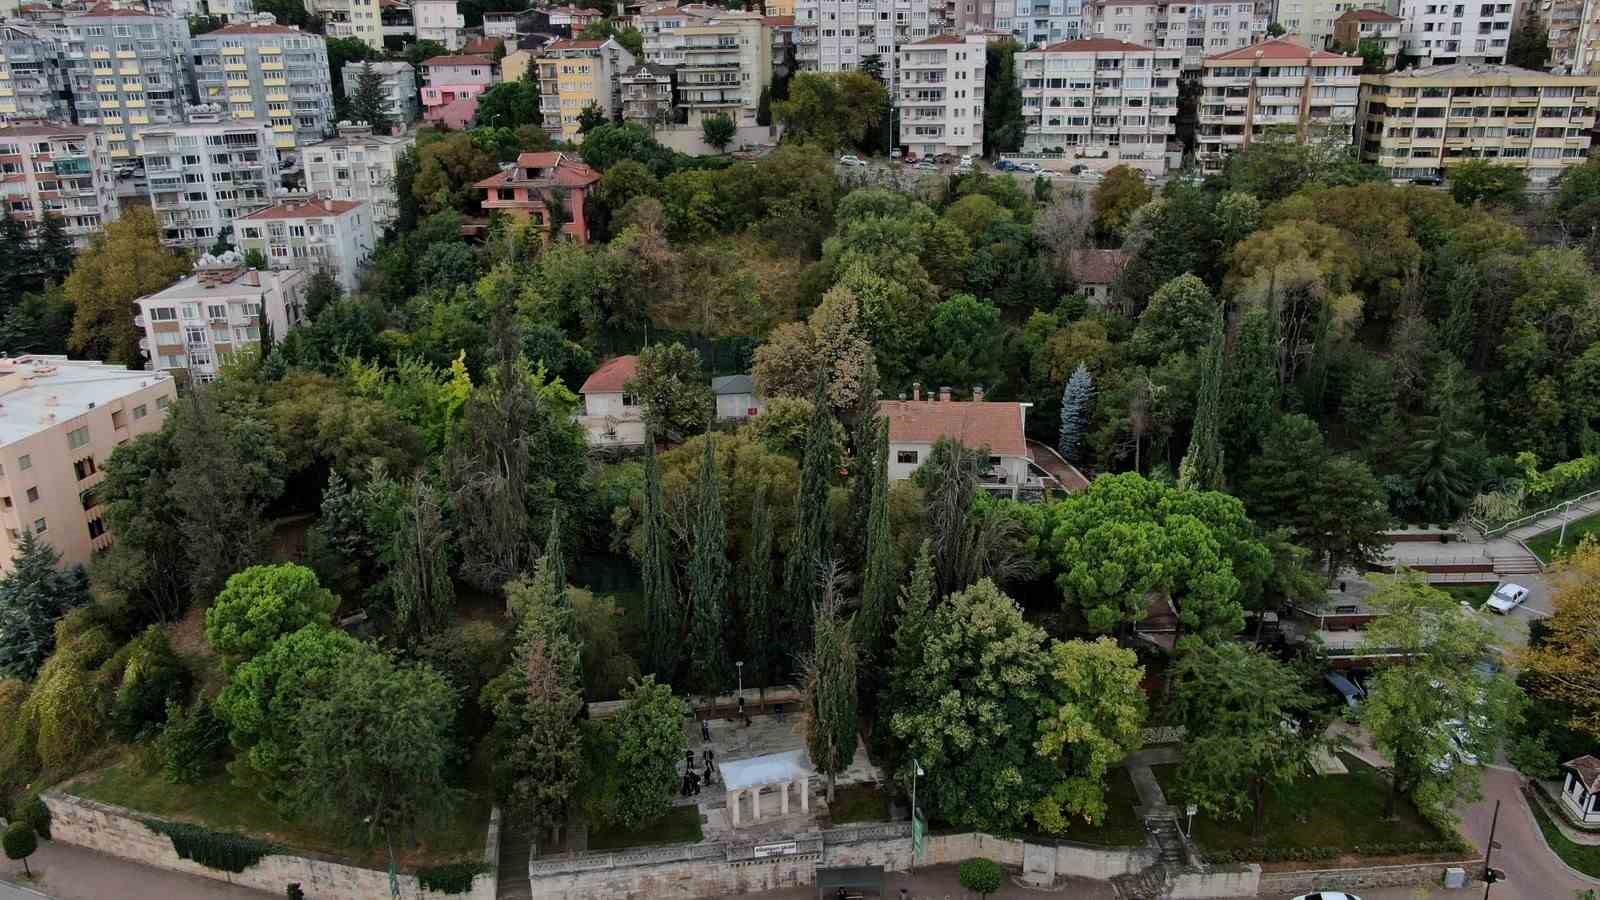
[1150, 754, 1444, 851]
[826, 783, 891, 825]
[1049, 765, 1148, 847]
[1437, 583, 1495, 608]
[1526, 511, 1600, 563]
[1524, 784, 1600, 878]
[586, 805, 704, 851]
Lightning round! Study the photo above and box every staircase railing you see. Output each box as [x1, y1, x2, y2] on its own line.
[1471, 487, 1600, 538]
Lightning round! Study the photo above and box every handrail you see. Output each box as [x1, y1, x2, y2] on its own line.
[1471, 487, 1600, 538]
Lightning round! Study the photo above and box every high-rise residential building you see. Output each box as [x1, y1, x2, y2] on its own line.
[1015, 38, 1181, 169]
[313, 0, 384, 48]
[1357, 63, 1600, 183]
[137, 114, 280, 249]
[62, 3, 193, 160]
[419, 53, 496, 125]
[303, 123, 413, 230]
[0, 355, 176, 573]
[637, 2, 717, 64]
[1195, 37, 1360, 173]
[794, 0, 946, 86]
[621, 63, 677, 127]
[0, 23, 71, 123]
[340, 60, 420, 126]
[1548, 0, 1600, 73]
[0, 121, 121, 247]
[191, 17, 335, 153]
[897, 34, 987, 157]
[1275, 0, 1388, 52]
[134, 253, 306, 382]
[1395, 0, 1517, 66]
[536, 38, 637, 142]
[1013, 0, 1088, 47]
[1085, 0, 1265, 69]
[414, 0, 465, 49]
[234, 197, 375, 292]
[676, 9, 771, 127]
[1331, 8, 1403, 65]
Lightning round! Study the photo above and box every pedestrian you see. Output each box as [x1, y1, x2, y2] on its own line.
[688, 770, 701, 795]
[704, 760, 716, 787]
[701, 718, 711, 742]
[704, 748, 715, 766]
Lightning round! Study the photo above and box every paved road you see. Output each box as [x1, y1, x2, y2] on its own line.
[0, 839, 269, 900]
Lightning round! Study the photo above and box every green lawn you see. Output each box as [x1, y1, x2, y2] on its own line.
[586, 805, 704, 850]
[1049, 766, 1148, 847]
[1437, 583, 1495, 608]
[73, 753, 491, 870]
[826, 783, 891, 825]
[1524, 785, 1600, 877]
[1526, 512, 1600, 563]
[1151, 754, 1443, 851]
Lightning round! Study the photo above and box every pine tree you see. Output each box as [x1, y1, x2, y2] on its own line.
[743, 485, 776, 690]
[349, 61, 392, 135]
[1058, 363, 1094, 464]
[687, 437, 729, 696]
[544, 506, 566, 597]
[31, 216, 75, 286]
[0, 530, 90, 680]
[802, 564, 858, 802]
[853, 418, 894, 667]
[1178, 308, 1227, 492]
[640, 434, 680, 681]
[784, 383, 836, 650]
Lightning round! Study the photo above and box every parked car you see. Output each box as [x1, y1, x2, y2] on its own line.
[1324, 671, 1364, 709]
[1080, 170, 1104, 181]
[1293, 893, 1362, 900]
[957, 154, 975, 173]
[890, 148, 902, 160]
[902, 151, 920, 164]
[1018, 161, 1042, 174]
[1069, 164, 1087, 174]
[934, 153, 957, 165]
[1411, 175, 1443, 186]
[838, 154, 867, 167]
[1484, 582, 1528, 614]
[995, 158, 1020, 172]
[914, 161, 937, 172]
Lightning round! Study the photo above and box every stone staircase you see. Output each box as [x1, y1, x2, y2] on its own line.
[1146, 813, 1187, 865]
[496, 818, 533, 900]
[1490, 550, 1544, 575]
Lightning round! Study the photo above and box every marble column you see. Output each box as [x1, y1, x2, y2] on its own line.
[780, 780, 790, 816]
[752, 786, 761, 821]
[729, 790, 741, 827]
[800, 776, 809, 812]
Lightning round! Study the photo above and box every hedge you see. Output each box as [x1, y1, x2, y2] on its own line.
[142, 820, 278, 873]
[417, 862, 491, 894]
[1203, 839, 1468, 864]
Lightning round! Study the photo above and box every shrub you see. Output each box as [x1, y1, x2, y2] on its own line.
[12, 792, 50, 841]
[416, 862, 490, 894]
[108, 627, 190, 741]
[155, 698, 228, 784]
[1204, 840, 1467, 864]
[3, 822, 37, 874]
[142, 820, 277, 873]
[958, 858, 1004, 897]
[1509, 733, 1560, 780]
[19, 624, 116, 770]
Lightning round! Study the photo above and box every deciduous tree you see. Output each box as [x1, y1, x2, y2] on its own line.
[701, 113, 736, 153]
[1032, 638, 1146, 833]
[205, 564, 339, 668]
[773, 71, 887, 152]
[1518, 541, 1600, 738]
[625, 342, 713, 441]
[1091, 165, 1152, 242]
[65, 207, 189, 364]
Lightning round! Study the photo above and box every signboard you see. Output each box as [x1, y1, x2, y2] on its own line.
[754, 841, 799, 859]
[1186, 805, 1197, 817]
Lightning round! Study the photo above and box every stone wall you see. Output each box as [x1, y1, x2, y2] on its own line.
[42, 791, 495, 900]
[1258, 860, 1480, 895]
[1168, 865, 1260, 898]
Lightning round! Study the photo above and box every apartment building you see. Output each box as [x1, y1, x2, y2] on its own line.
[420, 53, 495, 122]
[380, 0, 416, 46]
[793, 0, 946, 86]
[621, 62, 677, 128]
[0, 121, 120, 248]
[0, 355, 175, 572]
[1356, 63, 1600, 184]
[1396, 0, 1516, 66]
[1086, 0, 1265, 69]
[1547, 0, 1600, 74]
[767, 0, 797, 15]
[484, 9, 541, 37]
[62, 4, 193, 160]
[677, 9, 771, 126]
[1013, 0, 1088, 47]
[138, 114, 279, 249]
[637, 2, 718, 64]
[898, 34, 987, 157]
[303, 123, 412, 230]
[1195, 37, 1360, 173]
[192, 18, 335, 153]
[414, 0, 466, 49]
[134, 253, 306, 381]
[314, 0, 384, 48]
[1015, 38, 1180, 170]
[474, 150, 602, 241]
[1331, 8, 1403, 68]
[235, 197, 375, 291]
[548, 6, 605, 33]
[0, 23, 70, 123]
[340, 60, 419, 127]
[537, 38, 637, 142]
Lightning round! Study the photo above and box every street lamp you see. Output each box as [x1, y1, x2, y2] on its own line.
[736, 660, 744, 705]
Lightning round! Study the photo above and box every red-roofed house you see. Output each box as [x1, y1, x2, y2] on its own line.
[1197, 38, 1360, 174]
[234, 198, 376, 292]
[577, 356, 646, 447]
[1069, 249, 1131, 304]
[474, 151, 602, 242]
[1330, 8, 1402, 69]
[420, 54, 497, 117]
[879, 387, 1060, 498]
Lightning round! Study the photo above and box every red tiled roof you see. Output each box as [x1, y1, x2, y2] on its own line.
[516, 151, 565, 167]
[1069, 248, 1130, 285]
[581, 356, 640, 394]
[423, 54, 494, 66]
[543, 38, 605, 50]
[1567, 756, 1600, 793]
[1205, 37, 1350, 62]
[463, 35, 502, 53]
[204, 22, 304, 34]
[239, 199, 364, 220]
[1339, 8, 1403, 20]
[908, 34, 969, 44]
[877, 400, 1029, 458]
[1039, 38, 1156, 52]
[762, 14, 794, 26]
[476, 152, 601, 188]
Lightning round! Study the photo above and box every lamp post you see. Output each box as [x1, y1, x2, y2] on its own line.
[736, 660, 744, 716]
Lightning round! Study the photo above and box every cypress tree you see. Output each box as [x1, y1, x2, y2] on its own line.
[802, 565, 858, 803]
[1058, 363, 1094, 464]
[785, 383, 835, 650]
[1221, 306, 1278, 475]
[687, 437, 730, 696]
[886, 540, 935, 720]
[852, 417, 894, 667]
[640, 433, 680, 681]
[743, 485, 775, 690]
[544, 505, 566, 597]
[1178, 307, 1227, 492]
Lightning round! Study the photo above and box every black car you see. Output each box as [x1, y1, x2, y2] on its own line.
[1410, 175, 1444, 186]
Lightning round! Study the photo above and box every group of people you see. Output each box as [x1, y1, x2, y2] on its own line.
[681, 747, 717, 797]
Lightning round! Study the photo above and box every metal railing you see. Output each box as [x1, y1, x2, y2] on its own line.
[1471, 486, 1600, 538]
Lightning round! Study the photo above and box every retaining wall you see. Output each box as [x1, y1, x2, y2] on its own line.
[42, 791, 495, 900]
[1258, 859, 1480, 895]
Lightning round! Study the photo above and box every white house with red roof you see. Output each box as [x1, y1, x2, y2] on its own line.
[878, 386, 1059, 498]
[234, 197, 375, 292]
[474, 151, 602, 242]
[1196, 37, 1360, 174]
[577, 355, 647, 448]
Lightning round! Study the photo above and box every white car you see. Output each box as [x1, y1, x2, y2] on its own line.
[1484, 582, 1529, 614]
[1293, 894, 1361, 900]
[838, 154, 867, 167]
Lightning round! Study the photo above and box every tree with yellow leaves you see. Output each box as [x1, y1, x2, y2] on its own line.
[1519, 539, 1600, 738]
[66, 207, 189, 364]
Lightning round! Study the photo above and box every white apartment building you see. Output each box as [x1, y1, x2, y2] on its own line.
[0, 355, 175, 573]
[0, 121, 120, 248]
[138, 114, 280, 249]
[677, 9, 772, 126]
[313, 0, 384, 48]
[1015, 38, 1180, 170]
[1087, 0, 1265, 69]
[1547, 0, 1600, 73]
[1274, 0, 1387, 51]
[794, 0, 947, 86]
[234, 197, 375, 292]
[62, 4, 193, 160]
[192, 17, 336, 153]
[1356, 63, 1600, 183]
[898, 34, 987, 156]
[0, 23, 70, 123]
[303, 123, 412, 230]
[1195, 37, 1360, 173]
[637, 2, 723, 64]
[1014, 0, 1088, 47]
[134, 252, 307, 381]
[340, 60, 419, 127]
[414, 0, 466, 49]
[1396, 0, 1517, 65]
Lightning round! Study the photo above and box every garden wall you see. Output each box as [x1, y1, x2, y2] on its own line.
[1258, 859, 1480, 895]
[41, 791, 497, 900]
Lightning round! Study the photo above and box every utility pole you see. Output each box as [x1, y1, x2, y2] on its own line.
[1482, 798, 1501, 900]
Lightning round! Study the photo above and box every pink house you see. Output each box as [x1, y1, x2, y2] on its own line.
[474, 151, 602, 243]
[419, 54, 496, 112]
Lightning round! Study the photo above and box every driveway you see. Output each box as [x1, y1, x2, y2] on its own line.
[1, 839, 269, 900]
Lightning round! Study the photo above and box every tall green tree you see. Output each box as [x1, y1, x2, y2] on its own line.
[1032, 638, 1147, 833]
[347, 61, 392, 134]
[1506, 10, 1549, 69]
[583, 676, 686, 830]
[853, 418, 895, 667]
[784, 383, 836, 649]
[1177, 308, 1226, 492]
[773, 71, 887, 153]
[1448, 159, 1528, 208]
[701, 113, 736, 153]
[742, 485, 777, 689]
[1058, 363, 1093, 465]
[65, 207, 189, 364]
[0, 531, 89, 680]
[370, 473, 455, 642]
[625, 342, 713, 441]
[982, 39, 1025, 155]
[803, 566, 858, 802]
[887, 540, 935, 721]
[204, 563, 339, 669]
[640, 434, 681, 681]
[687, 437, 730, 696]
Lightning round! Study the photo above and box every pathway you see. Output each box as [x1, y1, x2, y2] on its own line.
[1119, 746, 1188, 869]
[1501, 494, 1600, 546]
[495, 816, 533, 900]
[0, 839, 269, 900]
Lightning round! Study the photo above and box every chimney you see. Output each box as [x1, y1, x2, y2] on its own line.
[938, 386, 951, 402]
[323, 198, 334, 212]
[973, 385, 984, 402]
[912, 382, 922, 402]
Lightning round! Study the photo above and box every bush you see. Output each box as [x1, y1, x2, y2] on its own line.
[205, 564, 339, 667]
[108, 627, 190, 741]
[417, 862, 491, 894]
[19, 623, 116, 770]
[3, 822, 37, 870]
[142, 820, 277, 873]
[958, 858, 1004, 897]
[12, 792, 50, 841]
[155, 699, 228, 784]
[1510, 733, 1560, 780]
[1203, 839, 1468, 864]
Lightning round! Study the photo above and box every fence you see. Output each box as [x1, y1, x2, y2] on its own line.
[1472, 487, 1600, 538]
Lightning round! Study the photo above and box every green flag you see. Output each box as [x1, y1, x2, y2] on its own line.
[912, 811, 925, 857]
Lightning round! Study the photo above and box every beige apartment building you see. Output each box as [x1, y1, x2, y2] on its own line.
[1086, 0, 1267, 70]
[1356, 63, 1600, 184]
[0, 355, 176, 573]
[677, 10, 772, 127]
[1272, 0, 1386, 54]
[1547, 0, 1600, 74]
[234, 196, 376, 292]
[62, 4, 193, 160]
[135, 253, 307, 382]
[0, 121, 121, 248]
[303, 123, 414, 230]
[192, 18, 336, 152]
[138, 115, 281, 250]
[898, 34, 988, 158]
[1196, 37, 1360, 173]
[1015, 38, 1181, 172]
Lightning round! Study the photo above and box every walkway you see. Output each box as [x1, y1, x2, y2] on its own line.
[0, 839, 269, 900]
[1500, 494, 1600, 546]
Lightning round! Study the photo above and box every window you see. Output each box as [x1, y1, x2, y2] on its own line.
[156, 396, 173, 410]
[132, 404, 148, 421]
[67, 426, 90, 449]
[897, 450, 919, 464]
[33, 518, 46, 534]
[87, 518, 106, 539]
[18, 454, 31, 471]
[151, 307, 178, 321]
[111, 410, 126, 429]
[25, 487, 38, 503]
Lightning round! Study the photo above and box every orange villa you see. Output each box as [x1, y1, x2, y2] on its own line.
[474, 151, 601, 243]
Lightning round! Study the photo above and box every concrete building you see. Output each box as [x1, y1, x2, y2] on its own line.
[537, 38, 636, 141]
[0, 23, 71, 123]
[548, 5, 606, 33]
[420, 53, 496, 122]
[1331, 7, 1403, 67]
[340, 60, 419, 127]
[134, 252, 306, 381]
[192, 17, 335, 153]
[676, 9, 771, 127]
[1085, 0, 1266, 70]
[621, 62, 678, 128]
[474, 150, 602, 241]
[1015, 38, 1181, 170]
[62, 3, 193, 160]
[1196, 37, 1360, 173]
[794, 0, 946, 86]
[1396, 0, 1517, 66]
[712, 373, 764, 420]
[897, 34, 987, 157]
[1013, 0, 1089, 48]
[1547, 0, 1600, 73]
[484, 9, 541, 37]
[0, 121, 120, 248]
[314, 0, 384, 48]
[303, 123, 413, 230]
[380, 0, 416, 46]
[414, 0, 466, 48]
[637, 2, 709, 64]
[234, 197, 375, 292]
[137, 114, 280, 249]
[766, 0, 796, 16]
[878, 389, 1045, 498]
[1271, 0, 1386, 53]
[1356, 63, 1600, 184]
[576, 354, 646, 448]
[0, 355, 176, 573]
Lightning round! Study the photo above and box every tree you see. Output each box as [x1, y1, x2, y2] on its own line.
[0, 531, 89, 680]
[413, 132, 499, 215]
[751, 285, 875, 413]
[474, 79, 542, 130]
[701, 113, 736, 153]
[958, 858, 1003, 899]
[1167, 643, 1321, 837]
[577, 102, 608, 135]
[65, 207, 189, 364]
[983, 39, 1025, 156]
[687, 436, 730, 696]
[1130, 273, 1216, 364]
[742, 485, 777, 690]
[1507, 10, 1549, 69]
[1176, 308, 1225, 492]
[803, 566, 859, 802]
[348, 61, 391, 134]
[1032, 638, 1146, 833]
[1448, 159, 1528, 208]
[784, 383, 836, 648]
[587, 676, 687, 829]
[1355, 36, 1389, 72]
[625, 342, 713, 441]
[1058, 363, 1094, 465]
[1091, 165, 1153, 242]
[204, 564, 339, 668]
[1518, 541, 1600, 738]
[640, 436, 681, 681]
[1360, 572, 1522, 820]
[325, 36, 381, 108]
[918, 439, 1038, 596]
[367, 473, 454, 642]
[0, 286, 74, 356]
[3, 822, 36, 878]
[857, 53, 885, 82]
[773, 71, 887, 152]
[853, 418, 895, 667]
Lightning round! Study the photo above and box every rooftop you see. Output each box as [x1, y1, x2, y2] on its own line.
[0, 122, 94, 140]
[762, 14, 794, 26]
[1205, 37, 1350, 62]
[0, 356, 171, 447]
[138, 264, 293, 303]
[422, 54, 494, 67]
[237, 198, 364, 220]
[711, 374, 755, 395]
[1567, 756, 1600, 793]
[1035, 37, 1158, 53]
[341, 60, 415, 74]
[580, 355, 640, 394]
[200, 22, 305, 34]
[1337, 8, 1403, 20]
[1379, 62, 1599, 79]
[1069, 248, 1130, 285]
[877, 398, 1029, 458]
[475, 152, 601, 189]
[543, 38, 606, 50]
[906, 33, 973, 45]
[68, 2, 158, 18]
